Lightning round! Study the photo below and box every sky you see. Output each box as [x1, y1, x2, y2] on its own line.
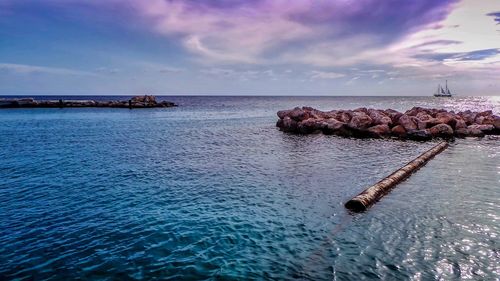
[0, 0, 499, 96]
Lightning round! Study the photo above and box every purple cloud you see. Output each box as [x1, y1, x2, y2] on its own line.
[0, 0, 460, 66]
[126, 0, 459, 64]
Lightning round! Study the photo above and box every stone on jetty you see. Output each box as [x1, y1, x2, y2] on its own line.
[276, 106, 499, 140]
[0, 95, 176, 109]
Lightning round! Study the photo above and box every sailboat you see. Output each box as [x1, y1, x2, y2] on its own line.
[434, 80, 452, 97]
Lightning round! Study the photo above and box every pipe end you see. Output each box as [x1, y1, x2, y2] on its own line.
[345, 199, 367, 212]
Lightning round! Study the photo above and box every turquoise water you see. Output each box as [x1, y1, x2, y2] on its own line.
[0, 96, 499, 280]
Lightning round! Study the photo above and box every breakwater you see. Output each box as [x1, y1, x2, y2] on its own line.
[277, 106, 499, 140]
[0, 95, 176, 109]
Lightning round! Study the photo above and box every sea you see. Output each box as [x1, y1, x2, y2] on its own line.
[0, 96, 499, 280]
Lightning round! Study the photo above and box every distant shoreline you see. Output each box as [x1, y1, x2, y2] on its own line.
[0, 96, 176, 109]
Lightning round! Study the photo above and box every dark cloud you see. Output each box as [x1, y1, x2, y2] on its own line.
[486, 11, 500, 24]
[415, 48, 500, 62]
[286, 0, 460, 44]
[411, 40, 462, 48]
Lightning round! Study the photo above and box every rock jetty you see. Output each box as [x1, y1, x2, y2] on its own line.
[0, 95, 176, 109]
[277, 106, 499, 140]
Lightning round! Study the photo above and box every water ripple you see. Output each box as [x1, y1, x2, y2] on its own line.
[0, 96, 499, 280]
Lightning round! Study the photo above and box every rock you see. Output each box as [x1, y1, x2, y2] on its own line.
[0, 96, 175, 108]
[385, 109, 403, 124]
[468, 124, 495, 135]
[324, 110, 338, 119]
[159, 101, 176, 107]
[408, 129, 432, 141]
[276, 119, 284, 128]
[288, 107, 310, 122]
[321, 119, 348, 135]
[391, 125, 407, 137]
[277, 109, 292, 119]
[467, 126, 485, 137]
[306, 108, 334, 119]
[481, 115, 499, 127]
[477, 110, 493, 117]
[416, 120, 429, 130]
[368, 109, 392, 126]
[348, 112, 373, 130]
[454, 118, 467, 130]
[280, 116, 298, 132]
[455, 128, 469, 138]
[297, 118, 322, 134]
[384, 109, 400, 115]
[405, 107, 424, 116]
[410, 116, 426, 130]
[354, 107, 368, 114]
[474, 115, 485, 125]
[416, 112, 433, 122]
[435, 112, 457, 128]
[336, 111, 352, 123]
[398, 114, 417, 132]
[460, 111, 477, 125]
[275, 106, 499, 140]
[131, 95, 156, 103]
[367, 124, 390, 138]
[429, 124, 454, 139]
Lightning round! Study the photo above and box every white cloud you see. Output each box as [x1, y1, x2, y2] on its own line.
[159, 66, 184, 73]
[310, 70, 345, 79]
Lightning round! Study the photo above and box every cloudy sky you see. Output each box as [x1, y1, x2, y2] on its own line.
[0, 0, 499, 96]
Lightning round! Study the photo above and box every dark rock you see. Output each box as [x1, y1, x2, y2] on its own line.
[407, 129, 432, 141]
[391, 125, 407, 137]
[280, 116, 298, 132]
[455, 128, 469, 138]
[288, 107, 310, 122]
[277, 109, 291, 119]
[297, 118, 323, 134]
[276, 119, 284, 128]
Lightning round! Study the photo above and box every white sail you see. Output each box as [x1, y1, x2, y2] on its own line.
[434, 81, 452, 97]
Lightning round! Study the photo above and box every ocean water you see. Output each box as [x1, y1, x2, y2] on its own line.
[0, 96, 499, 280]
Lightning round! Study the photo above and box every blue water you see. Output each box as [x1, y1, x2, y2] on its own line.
[0, 96, 499, 280]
